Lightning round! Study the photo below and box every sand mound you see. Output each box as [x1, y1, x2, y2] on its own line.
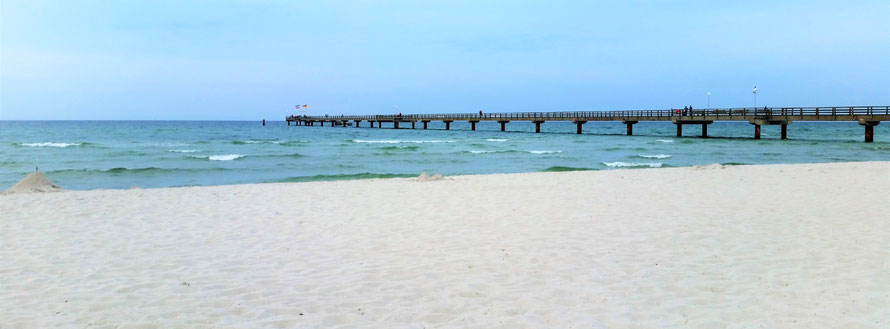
[2, 171, 64, 194]
[416, 172, 445, 182]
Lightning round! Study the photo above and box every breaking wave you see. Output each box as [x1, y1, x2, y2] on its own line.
[352, 139, 457, 144]
[633, 154, 672, 159]
[602, 161, 663, 168]
[190, 154, 246, 161]
[15, 142, 84, 148]
[46, 167, 230, 175]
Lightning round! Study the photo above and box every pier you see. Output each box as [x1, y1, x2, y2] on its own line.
[287, 106, 889, 142]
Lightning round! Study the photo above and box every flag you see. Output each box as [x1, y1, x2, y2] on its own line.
[295, 105, 300, 109]
[303, 105, 308, 108]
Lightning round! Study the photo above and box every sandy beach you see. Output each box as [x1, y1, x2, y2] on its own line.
[1, 161, 888, 328]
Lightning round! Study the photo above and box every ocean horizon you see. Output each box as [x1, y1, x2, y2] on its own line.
[2, 120, 887, 190]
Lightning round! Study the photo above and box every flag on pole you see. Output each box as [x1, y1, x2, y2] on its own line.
[303, 105, 308, 108]
[295, 105, 300, 109]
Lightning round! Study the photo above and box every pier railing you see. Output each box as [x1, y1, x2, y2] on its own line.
[288, 106, 889, 122]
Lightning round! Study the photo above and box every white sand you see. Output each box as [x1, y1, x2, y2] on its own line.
[1, 162, 888, 328]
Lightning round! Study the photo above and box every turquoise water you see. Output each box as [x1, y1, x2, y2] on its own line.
[1, 120, 888, 190]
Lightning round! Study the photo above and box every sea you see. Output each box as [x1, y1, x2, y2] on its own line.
[1, 120, 887, 190]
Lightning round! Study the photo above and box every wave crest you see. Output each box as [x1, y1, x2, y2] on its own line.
[189, 154, 245, 161]
[543, 166, 592, 172]
[274, 173, 415, 183]
[15, 142, 84, 148]
[633, 154, 672, 159]
[352, 139, 456, 144]
[602, 161, 662, 168]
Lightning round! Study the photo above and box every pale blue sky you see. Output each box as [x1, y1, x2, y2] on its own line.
[1, 0, 888, 120]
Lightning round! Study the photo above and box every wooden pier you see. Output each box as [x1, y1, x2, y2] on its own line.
[286, 106, 889, 142]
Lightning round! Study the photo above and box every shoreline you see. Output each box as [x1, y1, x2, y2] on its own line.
[2, 161, 888, 327]
[2, 160, 888, 193]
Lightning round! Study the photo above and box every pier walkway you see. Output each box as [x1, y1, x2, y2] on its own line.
[286, 106, 889, 142]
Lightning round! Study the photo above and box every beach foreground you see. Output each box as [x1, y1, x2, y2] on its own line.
[2, 162, 888, 328]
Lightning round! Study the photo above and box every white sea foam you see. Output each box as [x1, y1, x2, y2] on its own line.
[602, 161, 662, 168]
[486, 139, 508, 142]
[169, 149, 199, 153]
[191, 154, 245, 161]
[469, 150, 497, 154]
[655, 139, 674, 143]
[636, 154, 672, 159]
[17, 142, 82, 148]
[527, 150, 562, 154]
[209, 154, 245, 161]
[353, 139, 400, 144]
[352, 139, 456, 144]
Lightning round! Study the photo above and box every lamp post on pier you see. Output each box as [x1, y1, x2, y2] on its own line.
[707, 92, 711, 109]
[753, 86, 757, 109]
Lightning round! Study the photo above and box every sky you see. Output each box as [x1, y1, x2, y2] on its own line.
[1, 0, 888, 120]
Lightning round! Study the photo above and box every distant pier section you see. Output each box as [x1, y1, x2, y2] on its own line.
[287, 106, 889, 142]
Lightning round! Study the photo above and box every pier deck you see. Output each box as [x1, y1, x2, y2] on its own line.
[287, 106, 889, 142]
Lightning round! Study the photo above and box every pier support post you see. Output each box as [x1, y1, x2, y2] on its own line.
[859, 119, 880, 143]
[574, 121, 586, 134]
[411, 121, 415, 129]
[498, 121, 509, 132]
[781, 124, 787, 139]
[394, 121, 399, 129]
[701, 124, 708, 138]
[533, 121, 543, 133]
[469, 121, 478, 131]
[423, 121, 429, 129]
[320, 121, 324, 127]
[622, 121, 638, 136]
[444, 121, 452, 130]
[754, 124, 761, 139]
[676, 123, 682, 137]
